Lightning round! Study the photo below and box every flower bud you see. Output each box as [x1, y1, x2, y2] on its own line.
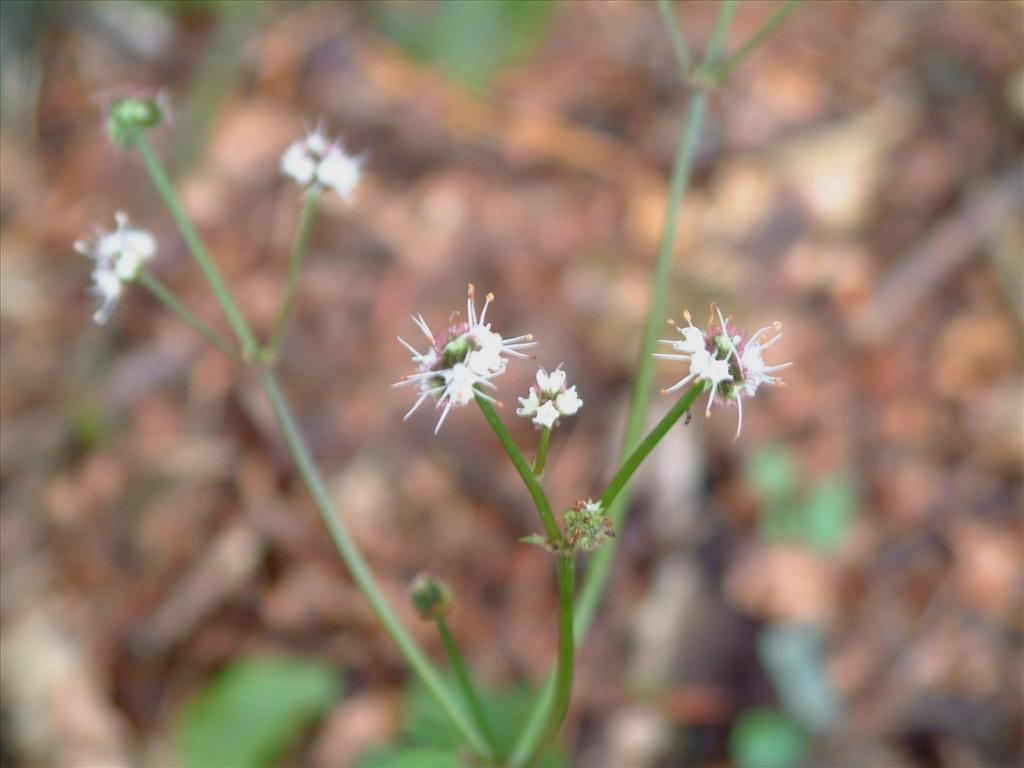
[410, 573, 452, 620]
[106, 93, 165, 147]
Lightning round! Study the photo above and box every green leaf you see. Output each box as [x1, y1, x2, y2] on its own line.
[758, 624, 840, 734]
[729, 707, 809, 768]
[374, 0, 557, 89]
[520, 534, 549, 548]
[799, 474, 855, 554]
[357, 747, 468, 768]
[387, 678, 564, 765]
[745, 446, 799, 506]
[175, 655, 337, 768]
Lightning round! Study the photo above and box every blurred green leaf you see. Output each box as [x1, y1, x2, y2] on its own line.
[357, 747, 469, 768]
[175, 655, 337, 768]
[364, 677, 564, 766]
[375, 0, 557, 89]
[745, 446, 799, 506]
[759, 624, 840, 733]
[729, 707, 809, 768]
[799, 474, 855, 554]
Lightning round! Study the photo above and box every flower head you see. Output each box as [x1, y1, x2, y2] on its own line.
[105, 91, 167, 147]
[563, 499, 614, 552]
[410, 573, 452, 620]
[654, 305, 791, 439]
[281, 124, 363, 202]
[75, 211, 156, 324]
[394, 284, 536, 433]
[516, 364, 583, 428]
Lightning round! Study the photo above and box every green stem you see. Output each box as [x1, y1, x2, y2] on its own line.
[131, 128, 259, 359]
[657, 0, 692, 75]
[136, 269, 242, 364]
[523, 554, 575, 768]
[266, 191, 319, 360]
[532, 427, 551, 478]
[258, 369, 493, 762]
[510, 3, 739, 763]
[475, 395, 562, 546]
[705, 0, 801, 85]
[599, 382, 706, 512]
[435, 616, 501, 759]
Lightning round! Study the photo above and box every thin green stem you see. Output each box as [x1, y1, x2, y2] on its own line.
[510, 2, 739, 762]
[706, 0, 801, 85]
[532, 427, 551, 478]
[657, 0, 692, 75]
[266, 191, 319, 360]
[599, 382, 707, 512]
[523, 554, 574, 768]
[435, 616, 501, 759]
[258, 369, 493, 762]
[136, 269, 242, 363]
[131, 128, 259, 359]
[475, 395, 562, 546]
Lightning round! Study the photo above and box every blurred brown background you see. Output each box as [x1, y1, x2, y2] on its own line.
[1, 1, 1022, 766]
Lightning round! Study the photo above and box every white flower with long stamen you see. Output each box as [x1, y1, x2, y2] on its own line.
[517, 363, 583, 428]
[281, 125, 363, 202]
[394, 285, 535, 434]
[655, 306, 791, 440]
[75, 211, 156, 324]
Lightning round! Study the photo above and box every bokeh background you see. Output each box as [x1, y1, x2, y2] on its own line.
[1, 1, 1022, 766]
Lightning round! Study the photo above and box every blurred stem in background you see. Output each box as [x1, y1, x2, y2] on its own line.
[266, 190, 319, 361]
[136, 269, 242, 364]
[509, 0, 804, 761]
[435, 614, 502, 758]
[259, 369, 494, 761]
[130, 128, 260, 360]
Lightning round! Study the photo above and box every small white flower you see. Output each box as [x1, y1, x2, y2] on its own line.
[536, 366, 566, 397]
[555, 386, 583, 416]
[316, 147, 362, 202]
[517, 364, 582, 427]
[740, 323, 792, 397]
[464, 285, 536, 377]
[394, 285, 534, 434]
[533, 400, 560, 429]
[281, 126, 363, 202]
[655, 306, 791, 440]
[516, 389, 541, 418]
[90, 269, 123, 325]
[75, 211, 156, 324]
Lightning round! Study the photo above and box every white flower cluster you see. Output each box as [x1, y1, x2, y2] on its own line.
[394, 285, 536, 433]
[75, 211, 156, 324]
[516, 365, 583, 429]
[280, 126, 363, 202]
[655, 306, 791, 439]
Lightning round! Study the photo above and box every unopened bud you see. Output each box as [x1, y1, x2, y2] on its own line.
[410, 573, 451, 620]
[106, 93, 165, 147]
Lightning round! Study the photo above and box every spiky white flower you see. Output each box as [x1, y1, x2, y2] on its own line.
[517, 364, 583, 428]
[655, 305, 791, 439]
[75, 211, 156, 324]
[394, 285, 536, 434]
[280, 126, 363, 202]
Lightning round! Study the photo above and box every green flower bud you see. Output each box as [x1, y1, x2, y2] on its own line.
[106, 93, 165, 147]
[410, 573, 452, 620]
